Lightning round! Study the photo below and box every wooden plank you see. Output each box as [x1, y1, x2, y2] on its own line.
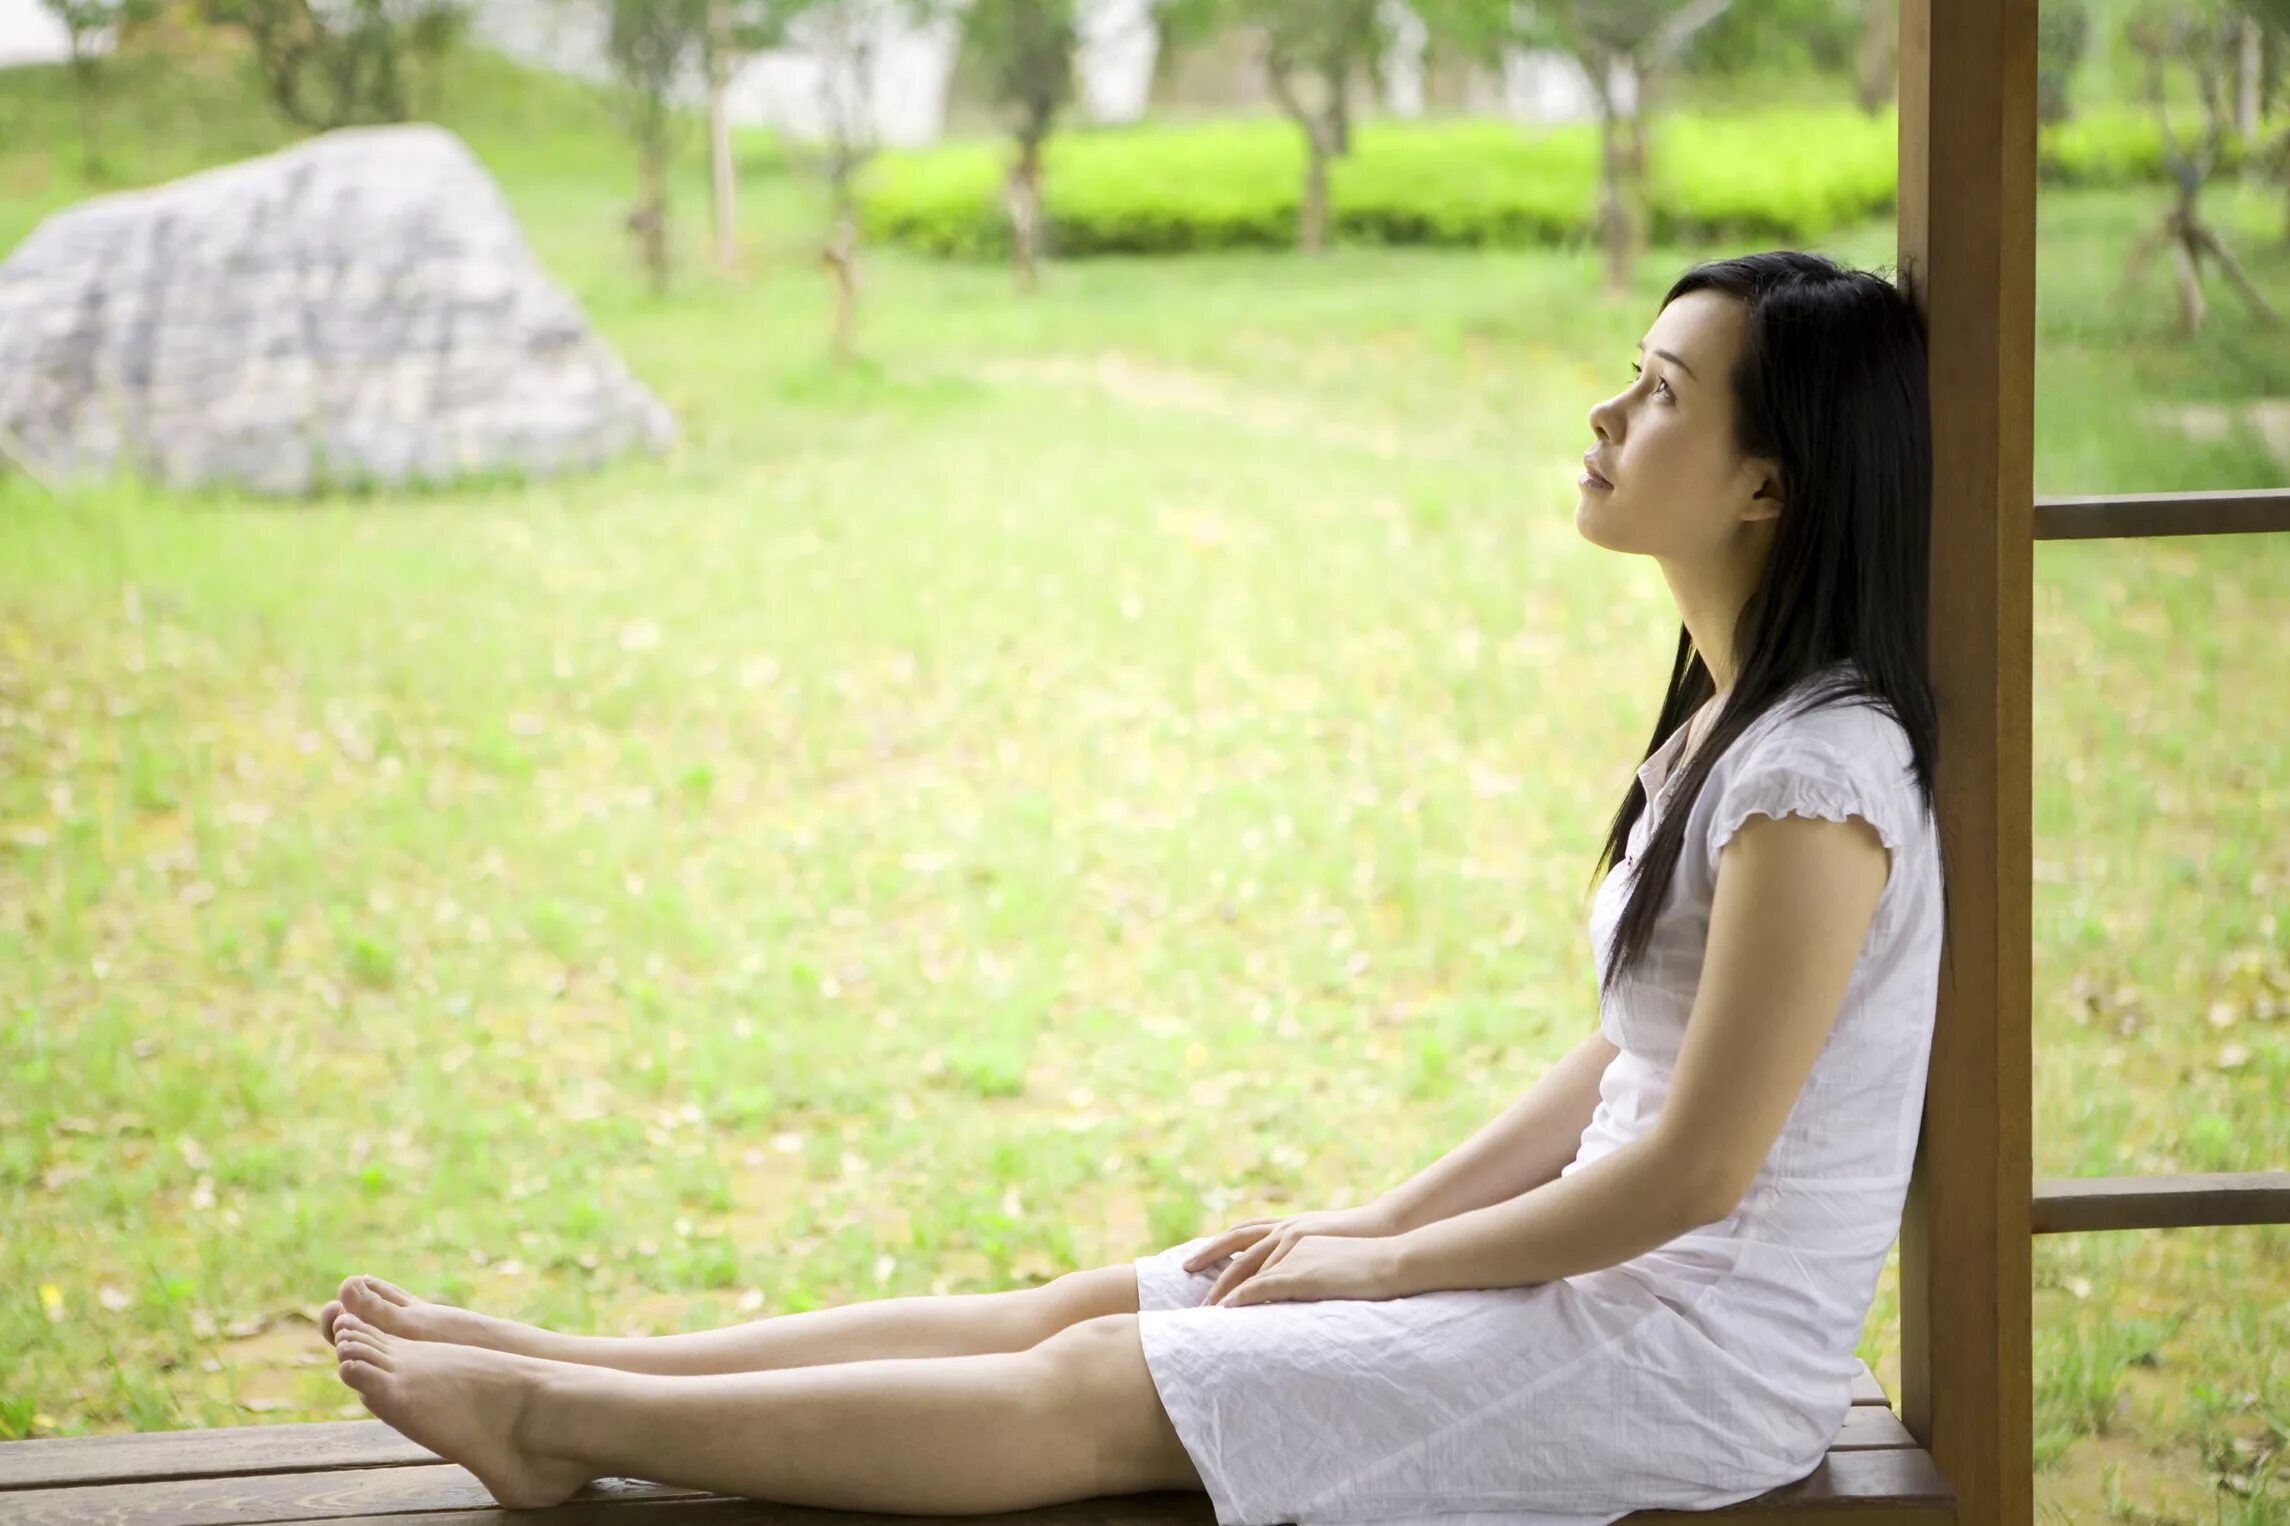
[1, 1453, 1954, 1526]
[2034, 488, 2290, 540]
[1833, 1408, 1926, 1451]
[0, 1381, 1907, 1489]
[1894, 3, 2036, 1525]
[0, 1419, 434, 1492]
[2033, 1172, 2290, 1233]
[0, 1464, 708, 1525]
[1851, 1365, 1890, 1408]
[0, 1359, 1913, 1519]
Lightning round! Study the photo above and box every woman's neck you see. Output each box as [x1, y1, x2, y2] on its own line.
[1679, 696, 1720, 772]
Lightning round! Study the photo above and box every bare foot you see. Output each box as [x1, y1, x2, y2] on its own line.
[321, 1275, 545, 1357]
[332, 1310, 594, 1510]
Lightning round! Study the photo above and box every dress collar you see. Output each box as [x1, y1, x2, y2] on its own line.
[1635, 714, 1699, 800]
[1631, 662, 1857, 806]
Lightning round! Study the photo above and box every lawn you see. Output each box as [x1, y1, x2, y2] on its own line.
[2, 43, 2287, 1526]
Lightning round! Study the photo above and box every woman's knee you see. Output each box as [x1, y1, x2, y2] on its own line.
[1024, 1313, 1200, 1496]
[1028, 1262, 1141, 1337]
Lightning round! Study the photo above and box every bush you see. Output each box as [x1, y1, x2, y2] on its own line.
[2036, 103, 2280, 186]
[857, 103, 2290, 261]
[860, 109, 1902, 260]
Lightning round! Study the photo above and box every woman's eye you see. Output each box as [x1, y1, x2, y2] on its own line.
[1629, 363, 1670, 398]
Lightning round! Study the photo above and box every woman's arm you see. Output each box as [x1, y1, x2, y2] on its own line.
[1370, 1030, 1618, 1234]
[1383, 807, 1893, 1296]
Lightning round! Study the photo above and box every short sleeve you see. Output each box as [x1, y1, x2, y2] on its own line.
[1704, 733, 1909, 886]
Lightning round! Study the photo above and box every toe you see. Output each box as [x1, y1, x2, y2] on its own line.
[344, 1277, 416, 1331]
[320, 1299, 342, 1343]
[342, 1279, 382, 1322]
[338, 1333, 390, 1369]
[364, 1276, 415, 1307]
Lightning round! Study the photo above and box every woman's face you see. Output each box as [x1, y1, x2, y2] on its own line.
[1576, 289, 1780, 557]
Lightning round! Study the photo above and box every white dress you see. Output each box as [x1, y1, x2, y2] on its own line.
[1132, 662, 1947, 1526]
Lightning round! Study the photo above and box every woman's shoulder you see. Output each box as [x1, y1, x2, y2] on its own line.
[1707, 675, 1926, 846]
[1743, 688, 1914, 777]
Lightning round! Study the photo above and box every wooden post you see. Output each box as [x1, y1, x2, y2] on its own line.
[1894, 2, 2035, 1523]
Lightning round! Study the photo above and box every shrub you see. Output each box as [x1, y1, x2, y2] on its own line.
[857, 103, 2288, 261]
[2036, 103, 2277, 186]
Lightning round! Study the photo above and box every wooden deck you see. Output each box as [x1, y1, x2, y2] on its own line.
[0, 1360, 1949, 1524]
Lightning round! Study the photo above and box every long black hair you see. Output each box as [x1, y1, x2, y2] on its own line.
[1589, 250, 1952, 1003]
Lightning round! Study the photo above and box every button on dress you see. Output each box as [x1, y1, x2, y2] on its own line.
[1131, 662, 1947, 1526]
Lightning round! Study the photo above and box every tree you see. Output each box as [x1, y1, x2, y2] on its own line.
[594, 0, 710, 294]
[2113, 0, 2281, 331]
[39, 0, 157, 178]
[963, 0, 1080, 291]
[1177, 0, 1386, 253]
[708, 0, 742, 271]
[1854, 0, 1896, 116]
[1663, 0, 1888, 114]
[1424, 0, 1735, 294]
[708, 0, 943, 362]
[2244, 0, 2290, 243]
[786, 0, 915, 362]
[1672, 0, 1857, 83]
[2036, 0, 2093, 125]
[2233, 11, 2263, 136]
[572, 0, 786, 292]
[201, 0, 468, 129]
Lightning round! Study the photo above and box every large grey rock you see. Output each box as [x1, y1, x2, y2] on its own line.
[0, 123, 675, 495]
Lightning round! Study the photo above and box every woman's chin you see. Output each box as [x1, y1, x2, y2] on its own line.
[1574, 493, 1618, 546]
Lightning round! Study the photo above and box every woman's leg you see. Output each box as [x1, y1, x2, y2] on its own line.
[321, 1262, 1142, 1375]
[330, 1305, 1201, 1513]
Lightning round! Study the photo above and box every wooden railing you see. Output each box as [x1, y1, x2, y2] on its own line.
[2033, 1173, 2290, 1234]
[2024, 498, 2288, 1235]
[2033, 487, 2290, 539]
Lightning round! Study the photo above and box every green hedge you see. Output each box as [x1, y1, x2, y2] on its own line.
[2037, 103, 2278, 186]
[857, 104, 2286, 261]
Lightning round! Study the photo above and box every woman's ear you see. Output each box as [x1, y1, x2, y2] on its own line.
[1742, 461, 1785, 523]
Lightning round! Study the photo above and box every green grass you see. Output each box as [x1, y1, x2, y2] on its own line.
[3, 41, 2289, 1522]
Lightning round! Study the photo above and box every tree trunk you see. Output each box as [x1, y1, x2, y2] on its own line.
[1302, 124, 1331, 254]
[2192, 221, 2282, 327]
[2236, 16, 2261, 143]
[1621, 105, 1649, 277]
[1856, 0, 1896, 116]
[2169, 211, 2206, 335]
[824, 191, 861, 365]
[709, 0, 737, 271]
[1007, 134, 1044, 294]
[2121, 179, 2283, 333]
[635, 125, 671, 295]
[1264, 55, 1337, 254]
[1595, 91, 1629, 294]
[1621, 62, 1656, 277]
[68, 46, 101, 180]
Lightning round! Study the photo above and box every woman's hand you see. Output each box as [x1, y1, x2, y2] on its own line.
[1184, 1204, 1407, 1308]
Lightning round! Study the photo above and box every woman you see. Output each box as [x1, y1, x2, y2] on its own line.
[321, 249, 1949, 1525]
